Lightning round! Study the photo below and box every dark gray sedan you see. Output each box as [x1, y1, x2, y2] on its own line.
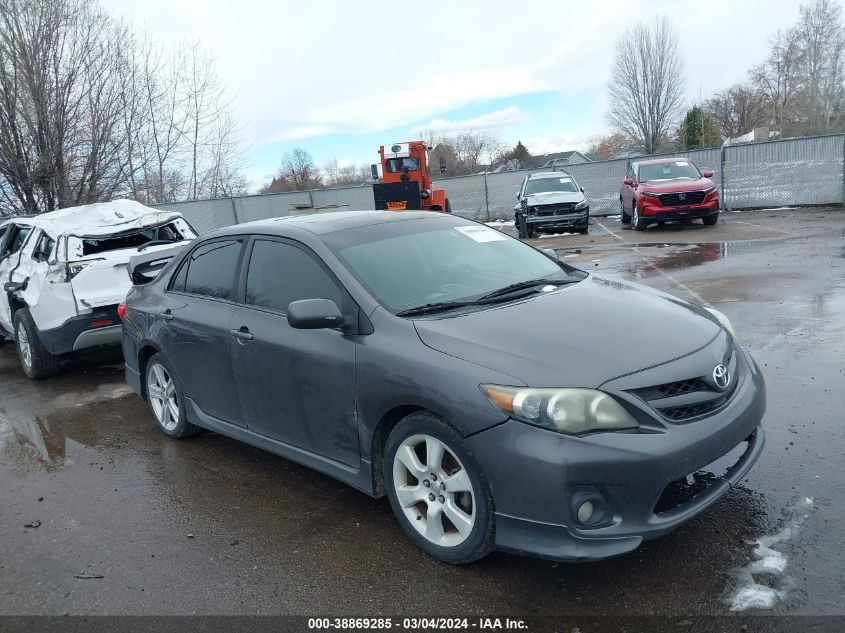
[121, 211, 765, 564]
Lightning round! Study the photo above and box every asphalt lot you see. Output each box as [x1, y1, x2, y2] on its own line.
[1, 208, 843, 618]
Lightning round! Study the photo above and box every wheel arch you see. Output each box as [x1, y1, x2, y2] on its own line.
[370, 405, 429, 497]
[137, 342, 165, 399]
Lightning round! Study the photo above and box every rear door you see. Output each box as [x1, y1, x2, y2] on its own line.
[159, 237, 246, 426]
[229, 237, 359, 467]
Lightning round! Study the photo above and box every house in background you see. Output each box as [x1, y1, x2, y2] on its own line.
[537, 150, 592, 169]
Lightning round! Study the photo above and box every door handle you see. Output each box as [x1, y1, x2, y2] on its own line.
[161, 309, 174, 321]
[229, 327, 253, 341]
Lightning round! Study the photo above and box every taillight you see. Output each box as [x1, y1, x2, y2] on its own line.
[117, 303, 126, 321]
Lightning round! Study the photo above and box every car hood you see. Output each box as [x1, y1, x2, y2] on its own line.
[524, 191, 585, 206]
[638, 177, 714, 193]
[413, 275, 721, 388]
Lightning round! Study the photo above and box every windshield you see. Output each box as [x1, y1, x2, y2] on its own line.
[638, 161, 701, 182]
[524, 176, 579, 195]
[385, 157, 420, 173]
[329, 222, 573, 313]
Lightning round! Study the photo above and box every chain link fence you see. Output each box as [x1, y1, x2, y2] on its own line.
[157, 134, 845, 234]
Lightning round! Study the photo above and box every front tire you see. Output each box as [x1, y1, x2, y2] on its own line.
[702, 214, 719, 226]
[516, 214, 532, 239]
[632, 204, 647, 231]
[620, 199, 631, 224]
[384, 412, 495, 564]
[13, 308, 60, 379]
[145, 354, 199, 438]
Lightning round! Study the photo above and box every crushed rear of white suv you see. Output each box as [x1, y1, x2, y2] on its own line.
[0, 200, 196, 378]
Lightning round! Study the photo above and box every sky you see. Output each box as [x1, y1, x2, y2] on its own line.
[102, 0, 805, 191]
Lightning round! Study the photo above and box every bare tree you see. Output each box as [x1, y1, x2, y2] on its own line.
[268, 148, 322, 191]
[793, 0, 845, 132]
[0, 0, 247, 214]
[586, 133, 635, 159]
[751, 29, 804, 132]
[606, 17, 685, 154]
[705, 83, 768, 139]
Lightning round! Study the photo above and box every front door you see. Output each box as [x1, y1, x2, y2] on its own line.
[0, 223, 33, 332]
[229, 237, 359, 467]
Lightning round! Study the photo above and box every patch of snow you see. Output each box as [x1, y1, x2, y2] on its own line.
[724, 496, 814, 612]
[538, 232, 576, 239]
[759, 207, 797, 211]
[484, 220, 511, 228]
[605, 215, 621, 220]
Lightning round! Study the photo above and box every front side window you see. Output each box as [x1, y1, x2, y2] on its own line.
[2, 225, 32, 257]
[245, 240, 345, 313]
[32, 232, 55, 262]
[181, 239, 242, 300]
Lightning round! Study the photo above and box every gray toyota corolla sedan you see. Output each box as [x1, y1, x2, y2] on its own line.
[121, 211, 765, 564]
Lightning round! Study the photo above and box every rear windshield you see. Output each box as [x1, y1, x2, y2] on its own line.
[639, 161, 701, 182]
[81, 221, 192, 256]
[524, 176, 579, 195]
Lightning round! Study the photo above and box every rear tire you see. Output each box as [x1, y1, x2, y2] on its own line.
[445, 199, 452, 214]
[703, 214, 719, 226]
[384, 412, 495, 564]
[13, 308, 60, 380]
[145, 353, 200, 439]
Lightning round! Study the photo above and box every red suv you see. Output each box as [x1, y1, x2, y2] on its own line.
[620, 158, 719, 231]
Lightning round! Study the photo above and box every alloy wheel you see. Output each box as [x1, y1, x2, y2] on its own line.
[148, 363, 179, 431]
[17, 322, 31, 369]
[392, 434, 476, 547]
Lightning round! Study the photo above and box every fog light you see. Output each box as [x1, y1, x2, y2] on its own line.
[576, 501, 594, 523]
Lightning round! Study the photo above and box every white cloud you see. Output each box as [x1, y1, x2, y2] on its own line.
[411, 106, 530, 136]
[101, 0, 804, 153]
[526, 136, 591, 157]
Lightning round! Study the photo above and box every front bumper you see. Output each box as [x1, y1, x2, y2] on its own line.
[36, 307, 122, 355]
[524, 208, 588, 230]
[466, 349, 766, 562]
[638, 198, 719, 220]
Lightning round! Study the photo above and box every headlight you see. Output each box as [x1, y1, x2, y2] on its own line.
[526, 206, 536, 215]
[640, 190, 660, 198]
[480, 385, 639, 435]
[575, 199, 588, 210]
[704, 306, 737, 338]
[703, 186, 716, 194]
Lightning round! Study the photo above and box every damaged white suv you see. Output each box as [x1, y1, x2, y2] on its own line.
[0, 200, 196, 379]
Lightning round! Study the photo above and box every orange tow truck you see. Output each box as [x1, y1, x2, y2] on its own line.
[371, 141, 451, 213]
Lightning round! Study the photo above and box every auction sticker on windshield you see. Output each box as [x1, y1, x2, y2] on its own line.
[454, 226, 508, 243]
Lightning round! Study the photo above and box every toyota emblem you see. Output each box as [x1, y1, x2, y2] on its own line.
[713, 364, 730, 390]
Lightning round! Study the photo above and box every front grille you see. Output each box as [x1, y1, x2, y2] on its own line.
[659, 191, 706, 207]
[534, 202, 576, 216]
[629, 377, 708, 401]
[659, 393, 732, 421]
[627, 350, 738, 422]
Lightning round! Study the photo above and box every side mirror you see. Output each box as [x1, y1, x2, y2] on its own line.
[702, 170, 714, 178]
[542, 248, 559, 261]
[580, 186, 585, 193]
[287, 298, 344, 330]
[623, 177, 633, 186]
[516, 191, 521, 201]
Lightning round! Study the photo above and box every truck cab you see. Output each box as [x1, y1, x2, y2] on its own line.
[372, 141, 450, 213]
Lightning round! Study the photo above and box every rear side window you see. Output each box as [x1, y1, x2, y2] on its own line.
[245, 240, 344, 313]
[180, 239, 242, 300]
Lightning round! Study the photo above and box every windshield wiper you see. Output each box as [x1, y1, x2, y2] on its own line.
[395, 277, 582, 317]
[477, 277, 580, 301]
[395, 300, 478, 317]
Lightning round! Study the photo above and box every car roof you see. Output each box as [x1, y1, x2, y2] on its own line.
[210, 210, 462, 237]
[0, 200, 183, 237]
[527, 171, 571, 180]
